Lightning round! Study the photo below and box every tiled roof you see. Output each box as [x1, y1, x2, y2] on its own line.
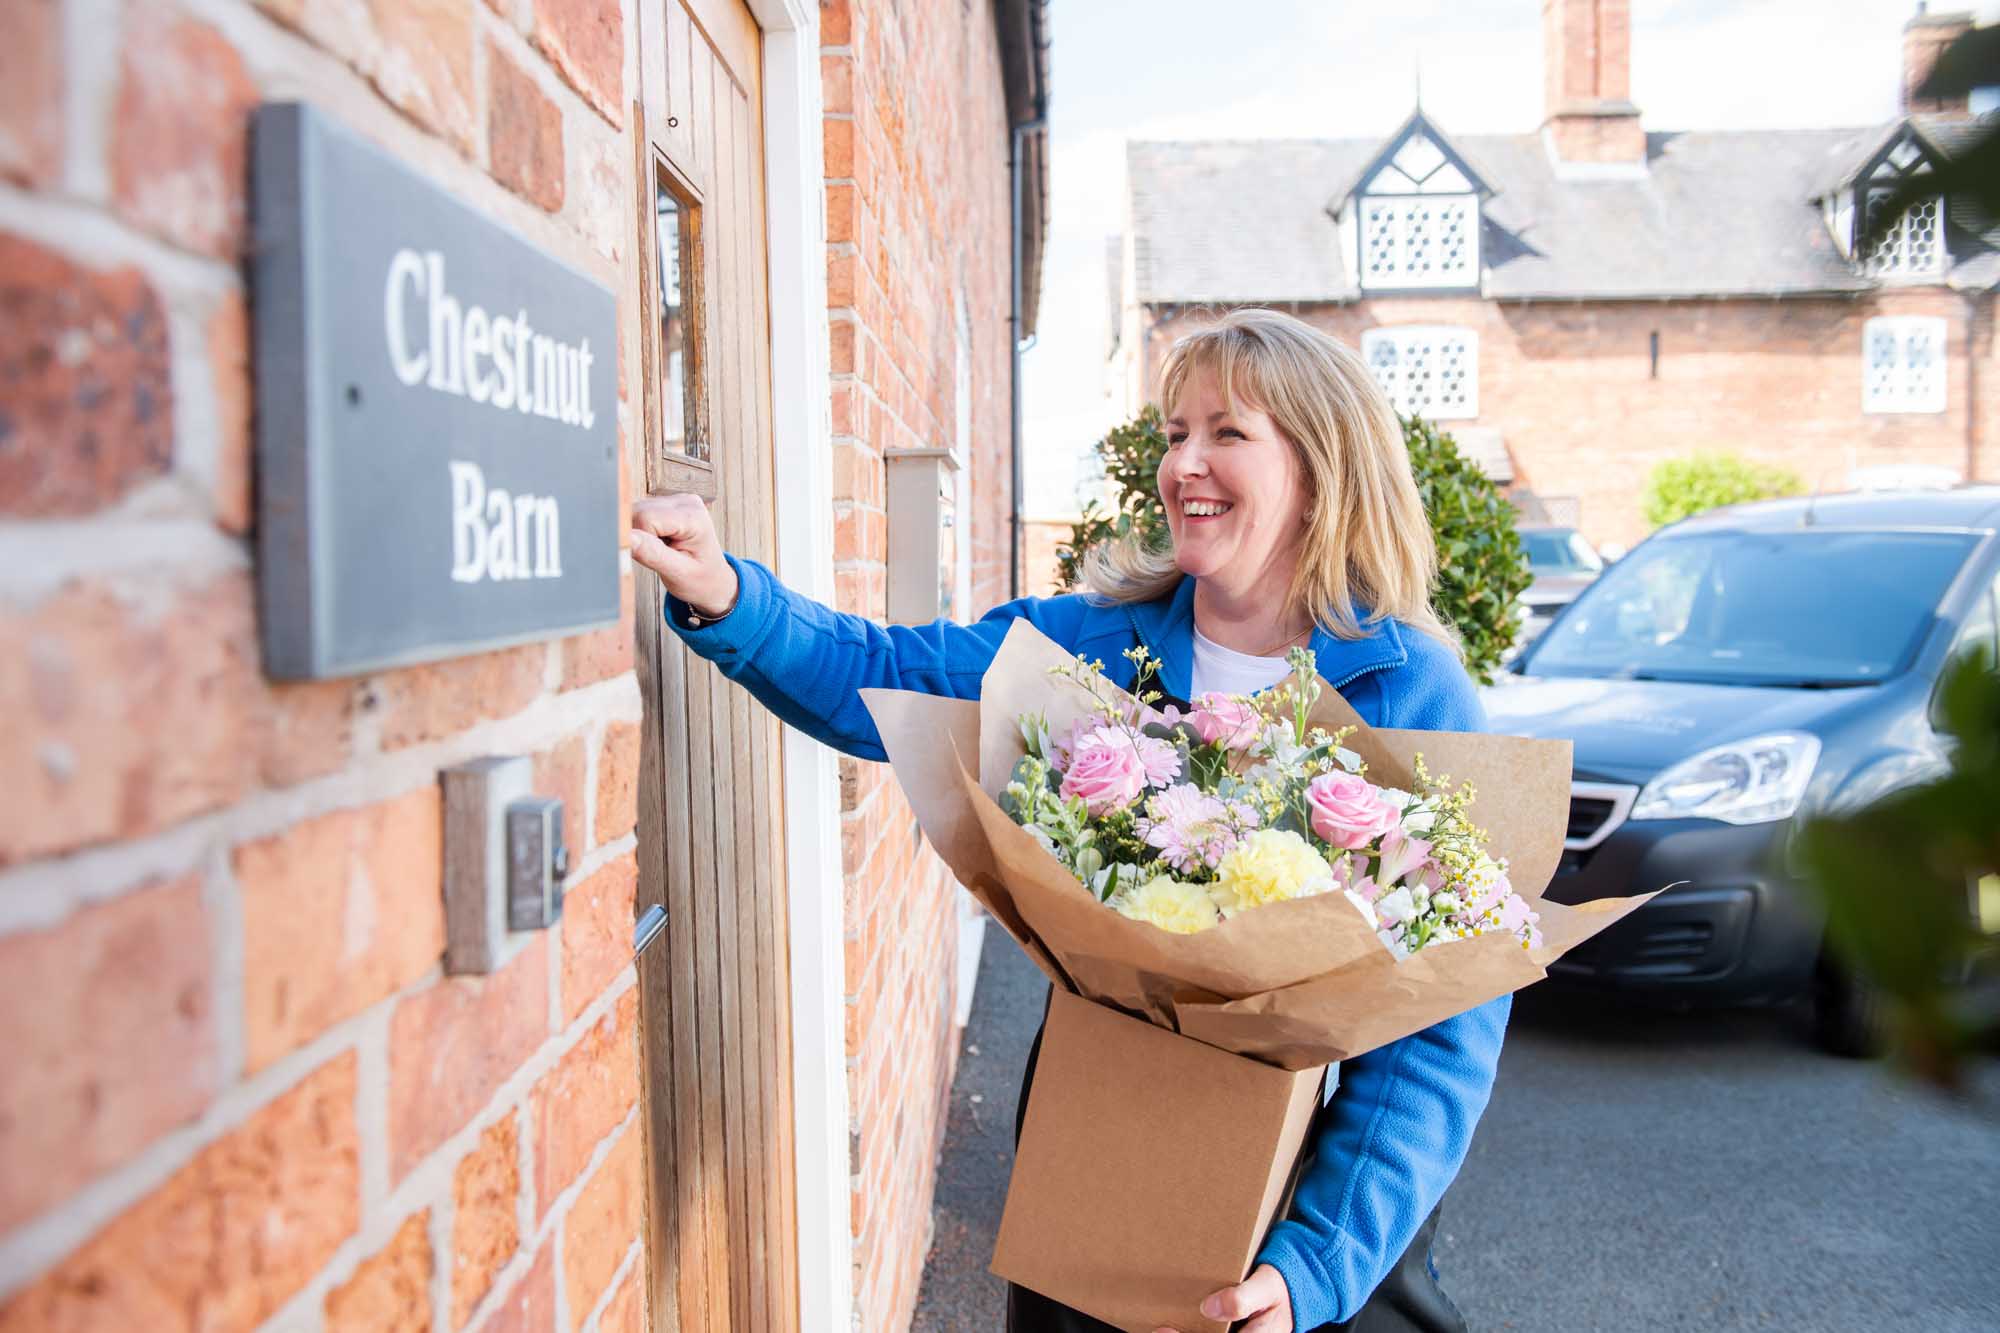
[1126, 117, 1999, 305]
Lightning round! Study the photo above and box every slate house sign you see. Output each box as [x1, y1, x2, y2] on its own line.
[252, 102, 620, 680]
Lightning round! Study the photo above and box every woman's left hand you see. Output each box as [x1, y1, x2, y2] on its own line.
[1152, 1263, 1293, 1333]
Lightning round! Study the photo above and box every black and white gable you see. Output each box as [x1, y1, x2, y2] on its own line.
[1818, 120, 1950, 280]
[1334, 111, 1494, 294]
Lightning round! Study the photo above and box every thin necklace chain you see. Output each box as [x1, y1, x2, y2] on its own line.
[1200, 618, 1313, 658]
[1254, 622, 1313, 657]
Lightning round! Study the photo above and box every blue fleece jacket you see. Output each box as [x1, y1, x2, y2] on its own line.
[666, 555, 1509, 1328]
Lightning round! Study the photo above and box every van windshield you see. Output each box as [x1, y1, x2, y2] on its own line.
[1519, 528, 1977, 686]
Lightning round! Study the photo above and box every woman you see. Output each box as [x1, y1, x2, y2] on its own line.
[629, 308, 1505, 1332]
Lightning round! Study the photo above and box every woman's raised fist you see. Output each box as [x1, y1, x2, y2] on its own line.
[628, 494, 739, 620]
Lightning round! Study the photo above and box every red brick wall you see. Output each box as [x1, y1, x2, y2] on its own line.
[821, 2, 1016, 1329]
[1022, 517, 1076, 597]
[0, 2, 649, 1329]
[1142, 290, 2000, 550]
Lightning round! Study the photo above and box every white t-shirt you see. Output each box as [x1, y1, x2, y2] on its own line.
[1190, 625, 1344, 1103]
[1190, 625, 1294, 699]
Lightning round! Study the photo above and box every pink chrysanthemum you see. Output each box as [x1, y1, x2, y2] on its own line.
[1137, 783, 1256, 874]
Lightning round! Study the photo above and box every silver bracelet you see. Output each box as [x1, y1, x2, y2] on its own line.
[685, 591, 738, 628]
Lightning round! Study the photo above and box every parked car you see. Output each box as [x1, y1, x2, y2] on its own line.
[1485, 488, 2000, 1053]
[1512, 525, 1605, 650]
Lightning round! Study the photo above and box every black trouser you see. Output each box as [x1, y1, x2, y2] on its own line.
[1003, 1001, 1468, 1332]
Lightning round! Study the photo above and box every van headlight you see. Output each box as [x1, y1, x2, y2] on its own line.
[1631, 733, 1821, 825]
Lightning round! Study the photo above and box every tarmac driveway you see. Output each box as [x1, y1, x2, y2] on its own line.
[915, 940, 2000, 1331]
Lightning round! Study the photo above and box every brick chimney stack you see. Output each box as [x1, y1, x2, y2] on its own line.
[1902, 5, 1974, 115]
[1541, 0, 1645, 166]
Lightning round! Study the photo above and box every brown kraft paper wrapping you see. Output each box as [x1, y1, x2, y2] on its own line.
[859, 620, 1659, 1328]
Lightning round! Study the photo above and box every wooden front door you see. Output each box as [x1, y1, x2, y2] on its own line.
[630, 1, 798, 1328]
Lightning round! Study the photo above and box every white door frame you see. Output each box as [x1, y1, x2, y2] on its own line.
[741, 3, 849, 1327]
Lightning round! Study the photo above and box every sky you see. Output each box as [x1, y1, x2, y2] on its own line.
[1017, 0, 2000, 517]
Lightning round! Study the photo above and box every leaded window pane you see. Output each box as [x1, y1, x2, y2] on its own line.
[1364, 200, 1401, 283]
[1862, 192, 1944, 278]
[1357, 195, 1477, 289]
[1862, 316, 1947, 414]
[1361, 326, 1478, 420]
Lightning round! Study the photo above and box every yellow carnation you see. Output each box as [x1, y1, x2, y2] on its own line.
[1110, 875, 1221, 935]
[1212, 829, 1336, 915]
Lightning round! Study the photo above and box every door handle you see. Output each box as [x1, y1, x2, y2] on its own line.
[634, 904, 668, 959]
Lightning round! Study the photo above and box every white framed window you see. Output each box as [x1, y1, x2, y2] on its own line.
[1862, 316, 1947, 414]
[1362, 326, 1478, 420]
[1359, 195, 1478, 289]
[1862, 191, 1945, 279]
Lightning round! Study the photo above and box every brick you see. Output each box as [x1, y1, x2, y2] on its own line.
[829, 319, 856, 375]
[237, 787, 443, 1069]
[599, 1260, 644, 1331]
[0, 873, 217, 1233]
[822, 0, 851, 47]
[560, 573, 635, 689]
[484, 1243, 555, 1333]
[366, 0, 477, 153]
[559, 1126, 641, 1331]
[257, 676, 359, 789]
[530, 989, 637, 1215]
[111, 7, 257, 258]
[830, 381, 860, 437]
[0, 233, 172, 517]
[827, 248, 858, 309]
[251, 0, 373, 64]
[388, 934, 548, 1181]
[532, 732, 588, 869]
[0, 0, 62, 187]
[325, 1210, 432, 1333]
[0, 573, 259, 867]
[826, 182, 857, 244]
[824, 116, 855, 180]
[820, 53, 853, 116]
[557, 851, 635, 1023]
[488, 40, 564, 212]
[533, 0, 624, 127]
[595, 719, 639, 845]
[451, 1117, 521, 1327]
[575, 114, 628, 263]
[0, 1054, 360, 1333]
[208, 292, 253, 534]
[370, 642, 548, 749]
[832, 503, 865, 563]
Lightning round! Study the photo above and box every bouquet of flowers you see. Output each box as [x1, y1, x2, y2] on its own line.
[1002, 645, 1545, 961]
[859, 620, 1652, 1333]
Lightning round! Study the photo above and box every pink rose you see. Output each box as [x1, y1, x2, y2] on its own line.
[1188, 694, 1261, 751]
[1049, 715, 1092, 768]
[1306, 771, 1401, 850]
[1059, 727, 1150, 814]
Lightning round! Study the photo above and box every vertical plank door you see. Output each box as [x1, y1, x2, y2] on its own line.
[631, 0, 798, 1327]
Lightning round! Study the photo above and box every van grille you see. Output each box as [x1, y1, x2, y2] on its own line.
[1568, 796, 1616, 843]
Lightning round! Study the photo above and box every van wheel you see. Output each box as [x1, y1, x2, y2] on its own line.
[1810, 952, 1888, 1058]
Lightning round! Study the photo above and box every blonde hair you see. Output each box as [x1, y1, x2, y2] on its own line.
[1084, 307, 1460, 656]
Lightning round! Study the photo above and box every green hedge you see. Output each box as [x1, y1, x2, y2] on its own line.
[1641, 452, 1804, 529]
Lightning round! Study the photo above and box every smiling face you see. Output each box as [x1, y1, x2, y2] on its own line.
[1158, 367, 1312, 598]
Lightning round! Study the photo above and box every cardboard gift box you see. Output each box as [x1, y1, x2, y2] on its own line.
[862, 621, 1654, 1330]
[993, 988, 1324, 1333]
